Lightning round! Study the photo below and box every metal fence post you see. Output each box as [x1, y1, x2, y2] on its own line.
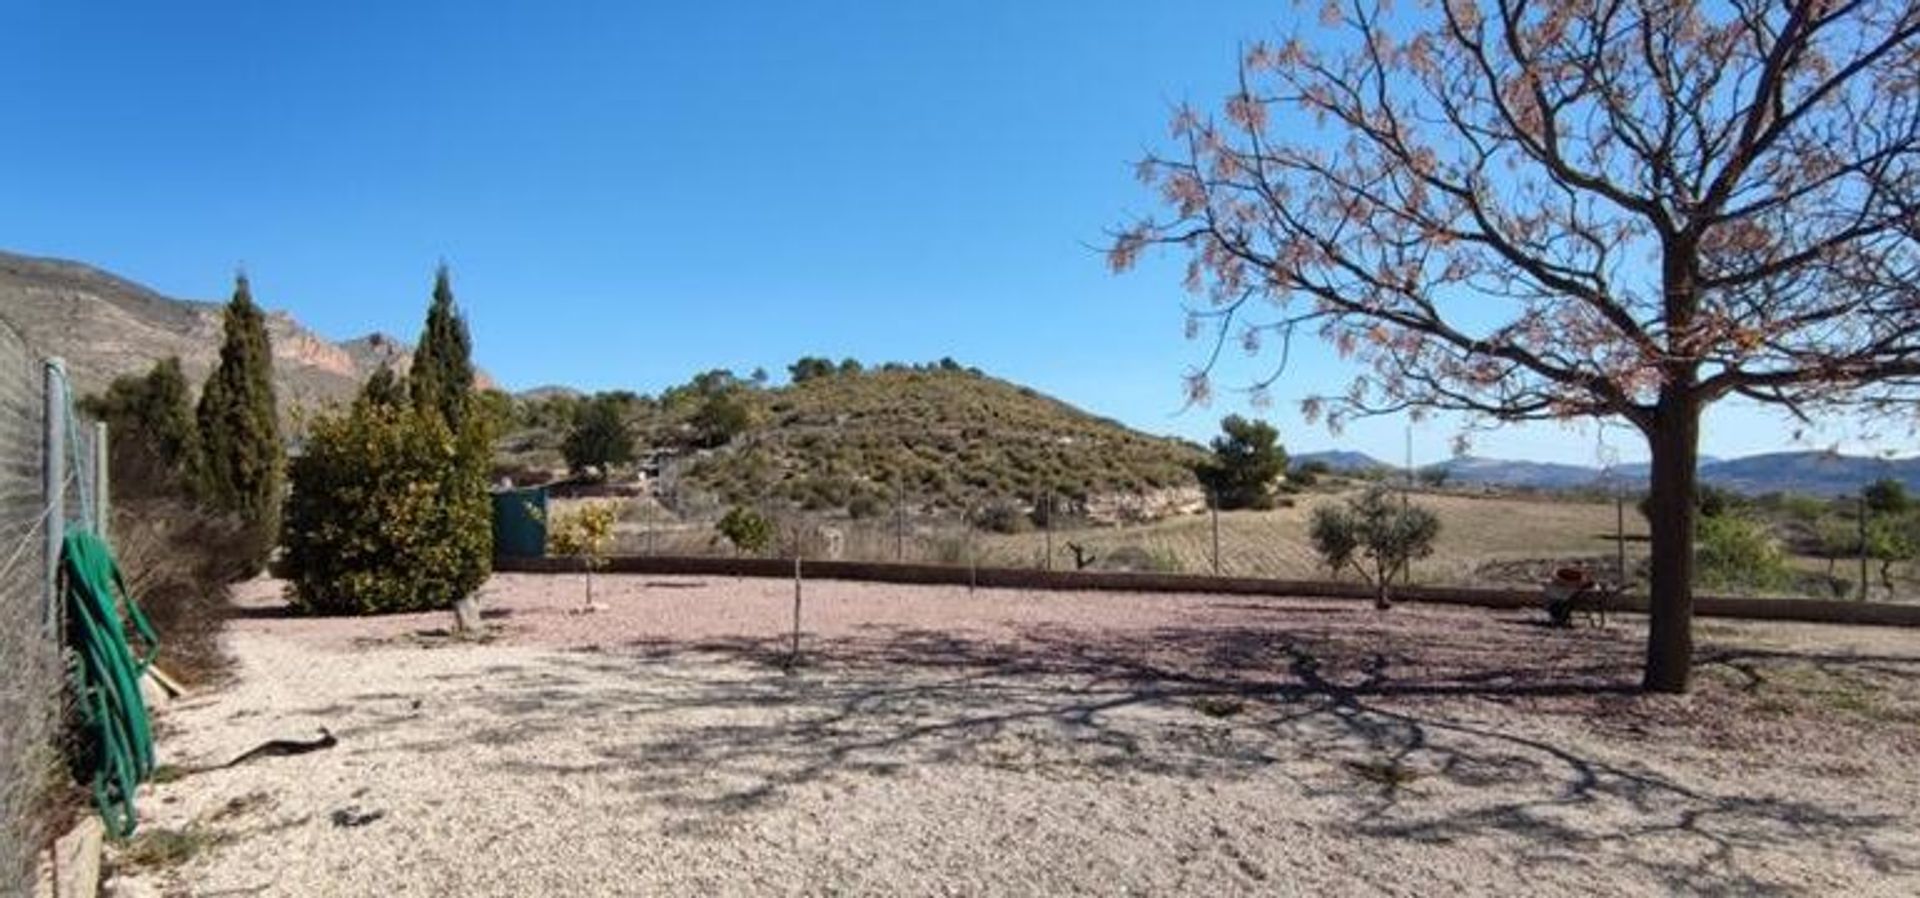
[42, 358, 65, 637]
[93, 420, 110, 548]
[1042, 491, 1052, 571]
[1614, 488, 1625, 586]
[965, 504, 976, 593]
[1210, 488, 1221, 576]
[1859, 496, 1870, 602]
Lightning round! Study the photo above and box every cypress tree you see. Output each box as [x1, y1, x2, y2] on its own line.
[409, 264, 475, 430]
[196, 273, 283, 566]
[360, 363, 406, 409]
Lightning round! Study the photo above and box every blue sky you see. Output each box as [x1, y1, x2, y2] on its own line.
[0, 1, 1893, 465]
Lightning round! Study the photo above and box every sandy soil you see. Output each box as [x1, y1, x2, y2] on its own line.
[112, 573, 1920, 896]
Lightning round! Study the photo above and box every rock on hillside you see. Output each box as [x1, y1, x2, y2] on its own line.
[0, 250, 485, 410]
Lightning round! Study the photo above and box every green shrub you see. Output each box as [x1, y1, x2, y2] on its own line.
[1864, 478, 1910, 515]
[972, 500, 1031, 534]
[716, 505, 774, 555]
[1101, 545, 1182, 573]
[847, 493, 883, 520]
[282, 402, 492, 615]
[81, 357, 202, 500]
[1695, 513, 1792, 593]
[691, 391, 756, 447]
[1309, 487, 1440, 609]
[562, 394, 636, 474]
[1287, 462, 1324, 488]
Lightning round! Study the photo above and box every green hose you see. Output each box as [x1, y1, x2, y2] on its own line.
[62, 528, 159, 839]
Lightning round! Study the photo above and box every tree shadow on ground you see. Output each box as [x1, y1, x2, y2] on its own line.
[356, 616, 1917, 894]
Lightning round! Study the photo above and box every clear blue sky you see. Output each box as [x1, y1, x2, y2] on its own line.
[0, 1, 1888, 465]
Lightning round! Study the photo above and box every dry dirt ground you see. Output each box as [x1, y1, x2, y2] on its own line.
[114, 573, 1920, 896]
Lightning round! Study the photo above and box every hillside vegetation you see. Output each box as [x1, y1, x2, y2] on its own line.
[510, 364, 1206, 515]
[0, 249, 488, 413]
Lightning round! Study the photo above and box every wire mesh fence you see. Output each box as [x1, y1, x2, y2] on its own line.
[537, 470, 1920, 606]
[0, 319, 63, 894]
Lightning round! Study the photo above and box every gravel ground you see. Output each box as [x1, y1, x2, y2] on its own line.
[112, 573, 1920, 896]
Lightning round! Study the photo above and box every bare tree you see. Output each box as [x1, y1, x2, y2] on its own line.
[1112, 0, 1920, 691]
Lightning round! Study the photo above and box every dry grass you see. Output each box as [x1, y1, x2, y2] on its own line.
[977, 489, 1645, 582]
[117, 825, 229, 871]
[111, 498, 251, 685]
[569, 486, 1643, 582]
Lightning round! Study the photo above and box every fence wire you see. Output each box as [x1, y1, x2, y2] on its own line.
[536, 467, 1920, 607]
[0, 318, 62, 894]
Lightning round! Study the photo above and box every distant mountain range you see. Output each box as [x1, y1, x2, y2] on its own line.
[1295, 449, 1920, 497]
[0, 249, 488, 411]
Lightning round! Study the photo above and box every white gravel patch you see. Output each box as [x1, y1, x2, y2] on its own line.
[110, 575, 1920, 896]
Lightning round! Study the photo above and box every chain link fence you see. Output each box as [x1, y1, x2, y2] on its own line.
[532, 466, 1920, 607]
[0, 318, 65, 894]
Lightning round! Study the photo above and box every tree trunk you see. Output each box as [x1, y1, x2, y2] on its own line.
[1642, 395, 1701, 693]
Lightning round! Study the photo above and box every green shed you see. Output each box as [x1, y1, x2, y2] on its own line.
[491, 486, 549, 558]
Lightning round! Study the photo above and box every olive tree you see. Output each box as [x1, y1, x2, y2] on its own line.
[1308, 486, 1442, 609]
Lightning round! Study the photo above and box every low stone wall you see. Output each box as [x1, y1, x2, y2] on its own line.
[495, 554, 1920, 628]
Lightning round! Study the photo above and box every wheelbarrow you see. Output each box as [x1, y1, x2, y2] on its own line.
[1542, 566, 1613, 628]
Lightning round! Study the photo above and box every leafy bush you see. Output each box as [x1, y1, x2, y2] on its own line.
[1308, 487, 1440, 609]
[548, 501, 619, 608]
[691, 391, 755, 447]
[1638, 484, 1743, 523]
[973, 500, 1031, 534]
[788, 356, 836, 383]
[548, 502, 618, 562]
[1865, 512, 1918, 592]
[1101, 545, 1182, 573]
[282, 401, 492, 615]
[81, 357, 201, 500]
[716, 505, 774, 555]
[847, 493, 883, 520]
[562, 394, 636, 474]
[1288, 461, 1328, 488]
[1864, 478, 1910, 515]
[1194, 415, 1287, 510]
[1695, 513, 1793, 593]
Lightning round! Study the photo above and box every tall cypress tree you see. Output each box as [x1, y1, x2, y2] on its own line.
[196, 273, 283, 566]
[359, 362, 406, 409]
[409, 264, 475, 430]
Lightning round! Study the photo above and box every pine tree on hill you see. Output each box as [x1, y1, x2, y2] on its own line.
[196, 273, 282, 567]
[409, 264, 476, 430]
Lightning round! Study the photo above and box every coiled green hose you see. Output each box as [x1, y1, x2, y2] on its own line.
[62, 528, 158, 838]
